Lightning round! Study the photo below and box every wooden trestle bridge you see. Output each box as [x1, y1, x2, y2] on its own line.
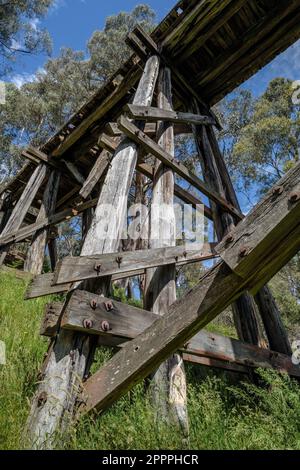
[0, 0, 300, 447]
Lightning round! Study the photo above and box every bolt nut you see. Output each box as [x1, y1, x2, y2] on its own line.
[104, 301, 114, 312]
[94, 263, 101, 273]
[83, 319, 93, 329]
[90, 299, 97, 310]
[101, 321, 110, 332]
[224, 233, 235, 244]
[239, 246, 250, 258]
[289, 191, 300, 203]
[272, 185, 284, 197]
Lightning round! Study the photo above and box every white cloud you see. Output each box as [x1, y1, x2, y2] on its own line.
[10, 73, 37, 88]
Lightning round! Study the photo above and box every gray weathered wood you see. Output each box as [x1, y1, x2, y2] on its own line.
[55, 292, 300, 377]
[118, 116, 243, 220]
[0, 164, 48, 266]
[79, 150, 111, 200]
[125, 104, 216, 126]
[0, 198, 99, 247]
[24, 170, 61, 275]
[53, 243, 218, 286]
[62, 160, 85, 185]
[80, 162, 300, 414]
[216, 163, 300, 278]
[143, 67, 188, 435]
[27, 55, 160, 449]
[192, 110, 263, 346]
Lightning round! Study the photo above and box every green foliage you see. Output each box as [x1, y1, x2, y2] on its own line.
[219, 78, 300, 199]
[0, 0, 53, 76]
[1, 272, 300, 450]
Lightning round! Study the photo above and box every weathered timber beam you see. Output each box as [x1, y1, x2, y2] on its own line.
[137, 162, 213, 221]
[62, 160, 86, 185]
[216, 164, 300, 279]
[170, 0, 247, 62]
[0, 198, 99, 247]
[126, 26, 221, 130]
[118, 116, 242, 220]
[25, 268, 146, 300]
[58, 292, 300, 377]
[125, 104, 216, 126]
[53, 239, 217, 287]
[51, 66, 142, 158]
[81, 162, 300, 413]
[79, 150, 111, 200]
[106, 121, 190, 137]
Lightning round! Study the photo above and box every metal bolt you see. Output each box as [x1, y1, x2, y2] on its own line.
[239, 246, 250, 258]
[83, 319, 93, 329]
[104, 301, 114, 312]
[37, 391, 48, 408]
[101, 321, 110, 332]
[289, 191, 300, 203]
[116, 256, 123, 267]
[94, 263, 101, 274]
[90, 299, 97, 310]
[272, 185, 284, 197]
[224, 233, 235, 244]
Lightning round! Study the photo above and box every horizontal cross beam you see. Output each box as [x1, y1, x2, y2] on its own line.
[41, 293, 300, 377]
[52, 243, 218, 286]
[125, 104, 216, 126]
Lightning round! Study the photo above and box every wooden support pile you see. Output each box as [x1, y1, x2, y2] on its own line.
[0, 1, 299, 448]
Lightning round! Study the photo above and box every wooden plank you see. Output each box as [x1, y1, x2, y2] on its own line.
[24, 170, 61, 276]
[39, 291, 300, 378]
[79, 150, 111, 200]
[62, 160, 85, 185]
[53, 243, 218, 286]
[0, 164, 48, 266]
[216, 163, 300, 279]
[125, 104, 216, 126]
[40, 302, 63, 337]
[0, 198, 99, 247]
[25, 268, 146, 300]
[50, 65, 142, 158]
[118, 116, 243, 220]
[107, 121, 191, 137]
[80, 162, 300, 413]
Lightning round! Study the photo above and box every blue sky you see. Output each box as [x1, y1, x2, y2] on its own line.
[10, 0, 300, 93]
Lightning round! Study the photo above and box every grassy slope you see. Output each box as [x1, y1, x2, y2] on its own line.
[1, 271, 300, 450]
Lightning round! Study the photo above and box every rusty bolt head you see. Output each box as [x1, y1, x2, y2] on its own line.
[272, 185, 284, 197]
[104, 301, 114, 312]
[83, 319, 93, 329]
[37, 391, 48, 408]
[90, 299, 97, 310]
[224, 233, 235, 245]
[101, 320, 110, 332]
[116, 256, 123, 266]
[94, 263, 101, 273]
[239, 246, 250, 258]
[289, 191, 300, 203]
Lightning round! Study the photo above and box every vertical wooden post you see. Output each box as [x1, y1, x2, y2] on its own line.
[27, 55, 160, 449]
[144, 67, 189, 437]
[24, 170, 61, 275]
[206, 126, 291, 355]
[0, 164, 48, 266]
[192, 102, 263, 346]
[47, 236, 58, 272]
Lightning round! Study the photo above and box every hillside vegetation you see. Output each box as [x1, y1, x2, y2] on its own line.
[1, 270, 300, 450]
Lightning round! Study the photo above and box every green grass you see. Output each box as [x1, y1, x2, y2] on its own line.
[1, 271, 300, 450]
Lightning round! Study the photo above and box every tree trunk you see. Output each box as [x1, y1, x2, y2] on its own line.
[144, 67, 189, 437]
[26, 55, 160, 449]
[24, 170, 61, 275]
